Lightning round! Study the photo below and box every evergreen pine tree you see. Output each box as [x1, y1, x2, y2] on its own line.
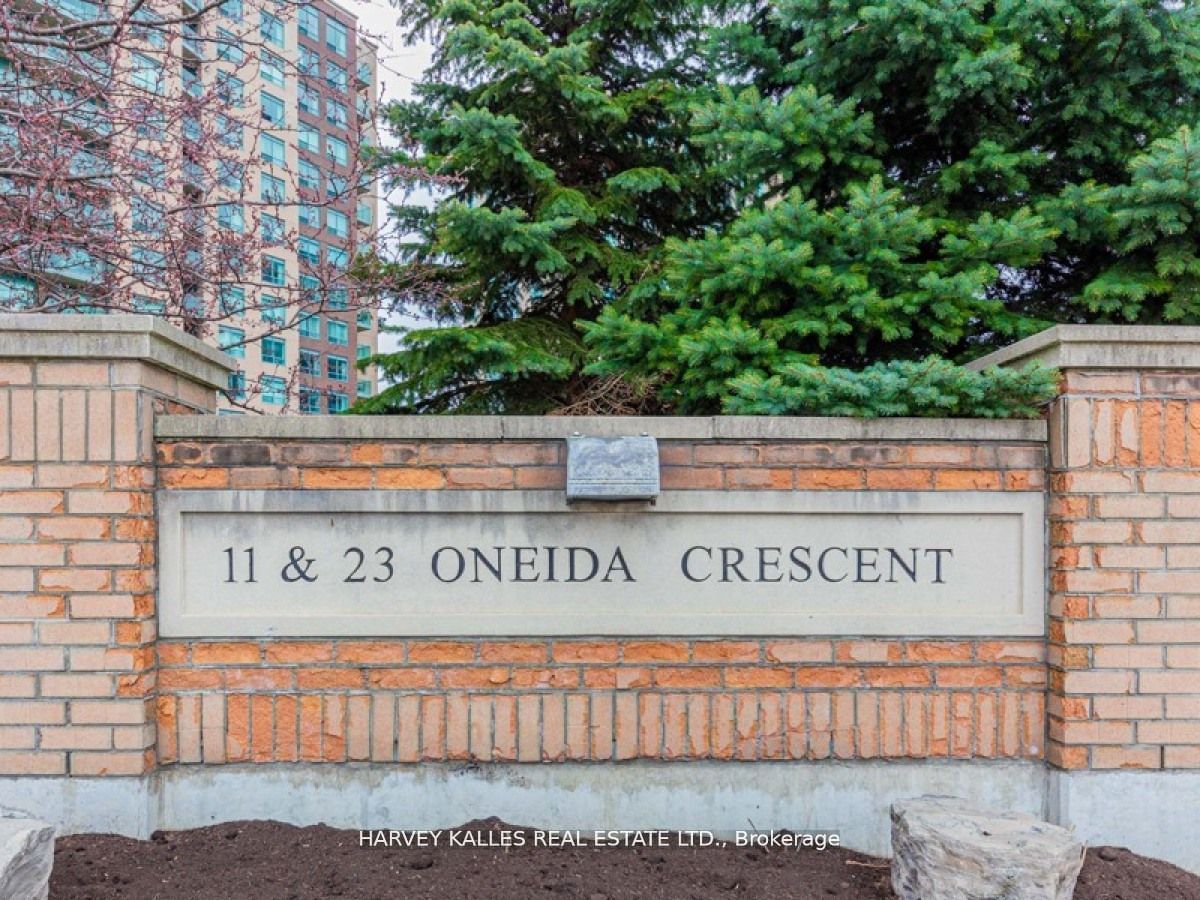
[582, 0, 1200, 415]
[361, 0, 725, 412]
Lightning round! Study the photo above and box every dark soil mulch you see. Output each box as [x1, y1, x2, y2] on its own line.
[48, 818, 1200, 900]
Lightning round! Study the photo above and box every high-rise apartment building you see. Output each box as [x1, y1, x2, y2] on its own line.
[0, 0, 381, 414]
[207, 0, 380, 414]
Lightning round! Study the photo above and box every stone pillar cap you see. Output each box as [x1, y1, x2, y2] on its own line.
[0, 314, 234, 389]
[968, 324, 1200, 371]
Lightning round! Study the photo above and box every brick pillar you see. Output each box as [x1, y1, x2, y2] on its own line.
[0, 316, 230, 777]
[975, 326, 1200, 771]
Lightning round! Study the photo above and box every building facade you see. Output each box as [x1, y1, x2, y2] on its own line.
[0, 0, 381, 414]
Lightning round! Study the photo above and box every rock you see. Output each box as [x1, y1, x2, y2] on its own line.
[0, 815, 55, 900]
[891, 795, 1084, 900]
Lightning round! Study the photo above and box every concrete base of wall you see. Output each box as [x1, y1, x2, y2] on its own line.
[2, 763, 1197, 874]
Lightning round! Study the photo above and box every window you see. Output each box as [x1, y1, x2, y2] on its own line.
[327, 354, 349, 381]
[298, 6, 320, 39]
[261, 255, 286, 286]
[356, 201, 372, 225]
[357, 380, 372, 398]
[298, 237, 321, 266]
[216, 114, 242, 149]
[260, 133, 286, 166]
[327, 391, 348, 413]
[298, 82, 320, 115]
[260, 173, 285, 204]
[220, 285, 245, 315]
[133, 294, 165, 314]
[215, 71, 244, 105]
[217, 159, 243, 190]
[298, 204, 320, 228]
[299, 315, 320, 339]
[325, 98, 348, 129]
[227, 370, 246, 400]
[216, 27, 243, 63]
[327, 245, 349, 269]
[261, 91, 285, 124]
[261, 295, 285, 325]
[260, 12, 284, 48]
[260, 51, 285, 88]
[326, 17, 347, 55]
[299, 46, 319, 75]
[325, 135, 348, 166]
[300, 274, 320, 304]
[299, 348, 320, 375]
[326, 209, 349, 238]
[260, 375, 286, 406]
[356, 310, 372, 329]
[327, 320, 349, 346]
[325, 60, 347, 92]
[327, 288, 348, 309]
[327, 173, 348, 198]
[261, 336, 286, 366]
[131, 198, 162, 234]
[217, 203, 244, 233]
[299, 388, 321, 414]
[218, 326, 245, 357]
[220, 0, 242, 20]
[261, 214, 284, 245]
[299, 158, 320, 193]
[131, 54, 162, 94]
[357, 344, 371, 361]
[299, 123, 319, 153]
[131, 245, 165, 285]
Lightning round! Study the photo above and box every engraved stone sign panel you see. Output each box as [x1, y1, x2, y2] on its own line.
[158, 490, 1045, 637]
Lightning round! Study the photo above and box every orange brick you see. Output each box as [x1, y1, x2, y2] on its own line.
[906, 642, 972, 662]
[298, 696, 323, 761]
[937, 666, 1002, 688]
[725, 667, 791, 688]
[225, 695, 250, 763]
[160, 468, 230, 489]
[865, 469, 933, 489]
[515, 467, 564, 489]
[726, 468, 792, 489]
[493, 695, 518, 761]
[936, 469, 1001, 490]
[369, 668, 436, 689]
[301, 468, 373, 489]
[654, 668, 722, 689]
[865, 667, 932, 688]
[622, 641, 689, 663]
[420, 696, 445, 761]
[795, 666, 861, 688]
[1092, 746, 1161, 769]
[192, 642, 260, 665]
[835, 641, 901, 663]
[480, 641, 548, 663]
[265, 641, 335, 664]
[440, 667, 510, 689]
[734, 694, 758, 760]
[408, 641, 475, 663]
[793, 469, 864, 489]
[765, 641, 832, 663]
[566, 694, 590, 760]
[375, 468, 446, 489]
[693, 641, 759, 663]
[445, 468, 514, 489]
[297, 668, 364, 690]
[542, 694, 566, 761]
[552, 641, 618, 663]
[659, 467, 723, 490]
[323, 695, 346, 761]
[336, 641, 406, 664]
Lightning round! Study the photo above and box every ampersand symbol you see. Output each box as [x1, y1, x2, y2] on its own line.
[281, 546, 318, 583]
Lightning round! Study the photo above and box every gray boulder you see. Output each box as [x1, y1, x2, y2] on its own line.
[0, 814, 55, 900]
[891, 795, 1084, 900]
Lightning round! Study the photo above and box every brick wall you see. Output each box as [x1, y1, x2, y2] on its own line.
[151, 436, 1048, 764]
[1048, 369, 1200, 770]
[0, 355, 216, 777]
